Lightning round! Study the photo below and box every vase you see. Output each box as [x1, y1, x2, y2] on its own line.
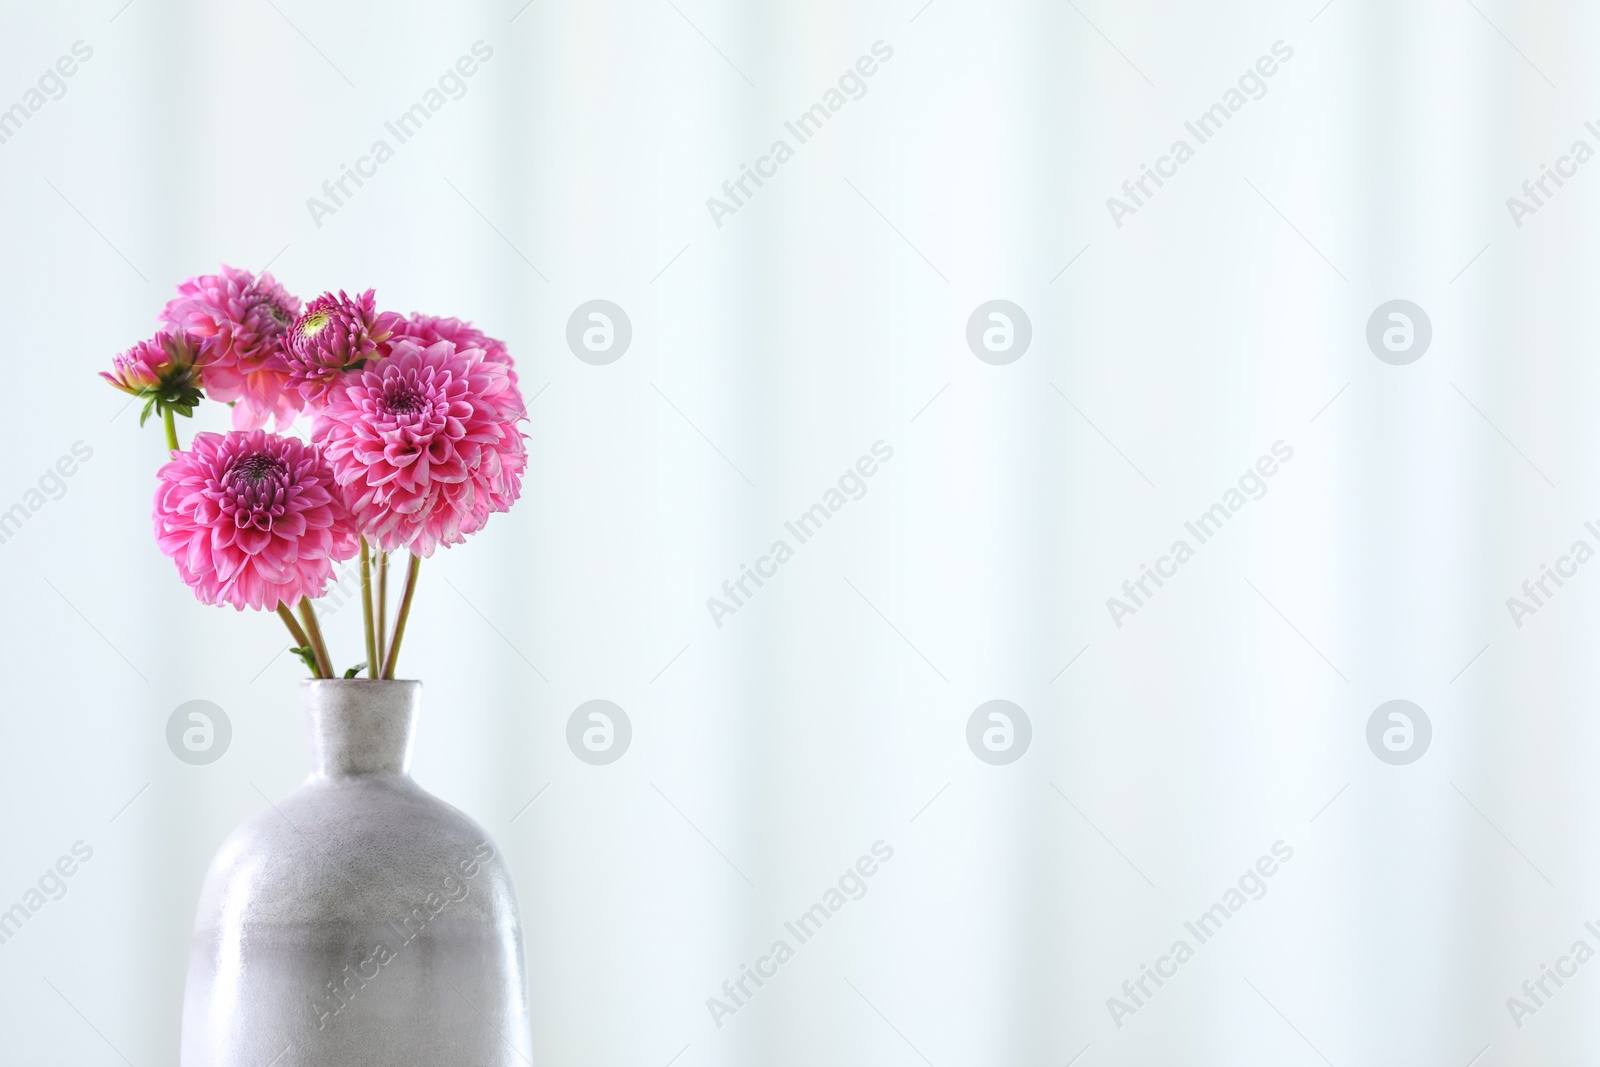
[180, 680, 531, 1066]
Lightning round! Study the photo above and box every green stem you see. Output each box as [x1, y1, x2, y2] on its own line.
[275, 604, 315, 675]
[162, 407, 180, 452]
[360, 539, 378, 679]
[297, 598, 334, 680]
[375, 551, 389, 670]
[380, 554, 421, 680]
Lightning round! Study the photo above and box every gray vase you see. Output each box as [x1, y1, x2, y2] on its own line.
[180, 680, 531, 1066]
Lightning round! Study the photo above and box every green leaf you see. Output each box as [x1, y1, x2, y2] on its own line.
[343, 661, 368, 679]
[290, 646, 319, 675]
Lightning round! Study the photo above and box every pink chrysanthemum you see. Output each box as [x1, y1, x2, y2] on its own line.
[153, 430, 360, 611]
[391, 313, 518, 387]
[282, 290, 402, 409]
[313, 339, 527, 556]
[160, 266, 302, 430]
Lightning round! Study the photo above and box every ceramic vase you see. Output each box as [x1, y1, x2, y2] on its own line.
[180, 680, 531, 1066]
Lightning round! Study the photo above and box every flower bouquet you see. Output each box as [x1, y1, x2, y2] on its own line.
[107, 267, 534, 1067]
[103, 266, 527, 678]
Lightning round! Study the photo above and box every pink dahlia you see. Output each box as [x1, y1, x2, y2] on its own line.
[392, 313, 518, 387]
[102, 331, 206, 425]
[313, 339, 527, 556]
[282, 290, 402, 409]
[154, 430, 360, 611]
[160, 266, 302, 430]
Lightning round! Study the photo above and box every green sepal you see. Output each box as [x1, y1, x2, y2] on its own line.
[138, 380, 205, 431]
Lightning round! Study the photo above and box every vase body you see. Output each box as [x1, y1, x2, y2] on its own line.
[180, 680, 531, 1066]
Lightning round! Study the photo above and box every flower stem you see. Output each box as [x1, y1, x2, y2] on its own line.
[162, 407, 179, 452]
[360, 539, 378, 679]
[275, 603, 316, 675]
[297, 598, 334, 680]
[375, 551, 389, 669]
[381, 554, 421, 680]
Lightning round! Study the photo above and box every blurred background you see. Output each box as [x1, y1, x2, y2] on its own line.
[2, 0, 1597, 1063]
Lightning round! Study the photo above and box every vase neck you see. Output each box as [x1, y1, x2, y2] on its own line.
[302, 680, 421, 778]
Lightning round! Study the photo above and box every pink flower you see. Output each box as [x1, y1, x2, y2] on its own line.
[282, 290, 402, 409]
[160, 266, 302, 430]
[102, 345, 164, 395]
[313, 339, 527, 556]
[101, 331, 207, 426]
[392, 313, 518, 387]
[102, 331, 202, 395]
[153, 430, 360, 611]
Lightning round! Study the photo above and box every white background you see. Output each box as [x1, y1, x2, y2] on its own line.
[1, 0, 1597, 1063]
